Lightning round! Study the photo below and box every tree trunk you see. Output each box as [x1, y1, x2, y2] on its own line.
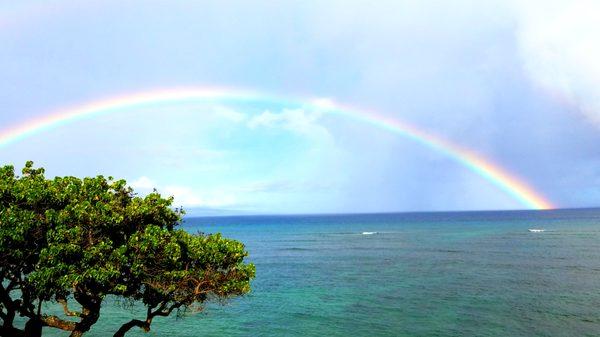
[1, 312, 16, 336]
[69, 309, 100, 337]
[0, 285, 17, 334]
[0, 325, 24, 337]
[69, 297, 101, 337]
[24, 316, 43, 337]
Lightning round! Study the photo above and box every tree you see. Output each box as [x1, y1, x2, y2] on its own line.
[0, 162, 255, 336]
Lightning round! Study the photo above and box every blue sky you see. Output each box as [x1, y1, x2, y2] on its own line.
[1, 0, 599, 214]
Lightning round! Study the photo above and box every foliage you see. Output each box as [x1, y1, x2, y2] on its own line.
[0, 162, 254, 337]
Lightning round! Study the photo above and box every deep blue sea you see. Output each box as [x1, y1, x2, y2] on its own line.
[41, 209, 600, 336]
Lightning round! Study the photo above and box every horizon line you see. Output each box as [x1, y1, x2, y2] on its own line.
[183, 206, 599, 219]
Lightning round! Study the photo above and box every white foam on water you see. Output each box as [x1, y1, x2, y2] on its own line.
[528, 228, 545, 233]
[362, 231, 377, 235]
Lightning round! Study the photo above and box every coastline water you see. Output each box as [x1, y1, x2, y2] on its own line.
[41, 208, 600, 336]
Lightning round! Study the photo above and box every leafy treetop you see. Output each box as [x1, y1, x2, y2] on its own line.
[0, 162, 255, 337]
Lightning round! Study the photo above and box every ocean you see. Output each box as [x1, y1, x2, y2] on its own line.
[41, 209, 600, 336]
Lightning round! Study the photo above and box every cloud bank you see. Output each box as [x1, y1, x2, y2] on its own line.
[514, 0, 600, 126]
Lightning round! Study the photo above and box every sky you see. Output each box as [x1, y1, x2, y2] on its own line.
[0, 0, 599, 215]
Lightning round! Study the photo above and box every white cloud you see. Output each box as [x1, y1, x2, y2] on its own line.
[129, 177, 237, 208]
[513, 0, 600, 126]
[129, 176, 156, 190]
[163, 185, 237, 208]
[311, 97, 337, 110]
[246, 108, 340, 172]
[247, 108, 323, 134]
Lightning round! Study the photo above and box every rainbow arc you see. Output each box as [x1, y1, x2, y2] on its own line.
[0, 87, 555, 210]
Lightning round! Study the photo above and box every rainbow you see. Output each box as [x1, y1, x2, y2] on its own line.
[0, 87, 555, 210]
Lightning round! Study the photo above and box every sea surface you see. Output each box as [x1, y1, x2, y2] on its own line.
[41, 209, 600, 336]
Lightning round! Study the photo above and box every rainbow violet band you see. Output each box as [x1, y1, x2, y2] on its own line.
[0, 87, 555, 210]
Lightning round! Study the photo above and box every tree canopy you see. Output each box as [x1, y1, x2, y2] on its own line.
[0, 162, 255, 337]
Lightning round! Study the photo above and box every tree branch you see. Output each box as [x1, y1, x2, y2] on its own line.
[152, 302, 182, 317]
[57, 298, 82, 317]
[112, 301, 183, 337]
[112, 319, 149, 337]
[41, 315, 76, 331]
[148, 301, 167, 318]
[5, 280, 17, 293]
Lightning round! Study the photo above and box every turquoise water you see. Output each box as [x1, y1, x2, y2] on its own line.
[41, 209, 600, 336]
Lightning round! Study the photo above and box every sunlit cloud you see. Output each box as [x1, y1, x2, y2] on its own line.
[130, 176, 238, 208]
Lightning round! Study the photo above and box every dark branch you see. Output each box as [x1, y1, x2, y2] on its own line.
[112, 301, 182, 337]
[113, 319, 149, 337]
[152, 302, 182, 317]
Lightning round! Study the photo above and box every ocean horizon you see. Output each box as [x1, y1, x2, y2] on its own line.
[184, 206, 600, 219]
[34, 207, 600, 336]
